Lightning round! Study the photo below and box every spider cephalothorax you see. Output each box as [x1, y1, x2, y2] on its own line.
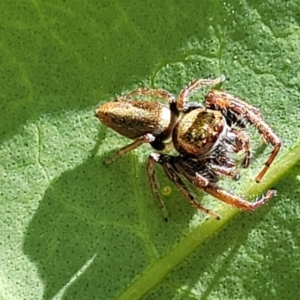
[95, 76, 281, 220]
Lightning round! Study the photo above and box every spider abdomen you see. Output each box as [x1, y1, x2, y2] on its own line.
[95, 100, 171, 140]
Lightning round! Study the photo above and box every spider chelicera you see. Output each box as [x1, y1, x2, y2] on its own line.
[95, 76, 281, 220]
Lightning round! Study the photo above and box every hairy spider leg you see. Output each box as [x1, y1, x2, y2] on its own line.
[149, 153, 221, 220]
[176, 159, 276, 212]
[209, 164, 240, 180]
[177, 75, 226, 111]
[105, 133, 155, 164]
[205, 90, 281, 182]
[231, 127, 252, 168]
[147, 153, 169, 220]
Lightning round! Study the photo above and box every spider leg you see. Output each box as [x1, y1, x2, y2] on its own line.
[231, 127, 251, 168]
[150, 153, 221, 220]
[120, 87, 175, 103]
[177, 75, 225, 111]
[177, 162, 276, 211]
[105, 133, 155, 164]
[205, 90, 281, 182]
[209, 164, 240, 180]
[147, 153, 169, 220]
[203, 182, 275, 211]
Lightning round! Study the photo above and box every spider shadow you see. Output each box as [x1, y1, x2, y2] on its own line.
[23, 143, 199, 299]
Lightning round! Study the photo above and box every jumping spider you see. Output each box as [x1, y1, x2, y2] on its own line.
[95, 76, 281, 220]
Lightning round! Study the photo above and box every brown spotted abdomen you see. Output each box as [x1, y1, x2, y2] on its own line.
[95, 100, 171, 139]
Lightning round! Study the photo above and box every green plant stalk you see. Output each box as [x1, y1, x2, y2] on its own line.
[117, 143, 300, 300]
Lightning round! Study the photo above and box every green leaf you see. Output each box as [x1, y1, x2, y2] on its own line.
[1, 1, 300, 299]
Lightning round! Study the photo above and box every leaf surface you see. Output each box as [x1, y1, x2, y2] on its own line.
[1, 1, 300, 299]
